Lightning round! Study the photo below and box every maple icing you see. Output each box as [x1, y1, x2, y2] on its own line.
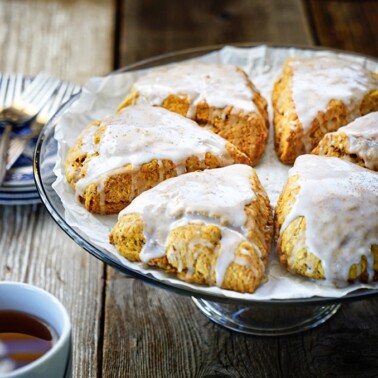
[280, 155, 378, 284]
[290, 56, 378, 152]
[75, 105, 234, 198]
[132, 62, 257, 117]
[118, 165, 265, 288]
[337, 112, 378, 170]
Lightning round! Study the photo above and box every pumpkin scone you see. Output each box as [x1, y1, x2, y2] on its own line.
[312, 111, 378, 171]
[64, 105, 250, 214]
[117, 62, 269, 165]
[110, 165, 273, 294]
[272, 56, 378, 164]
[275, 155, 378, 285]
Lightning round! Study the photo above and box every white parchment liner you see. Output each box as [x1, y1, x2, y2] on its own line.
[53, 45, 378, 300]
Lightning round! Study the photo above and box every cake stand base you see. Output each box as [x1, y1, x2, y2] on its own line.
[192, 297, 341, 336]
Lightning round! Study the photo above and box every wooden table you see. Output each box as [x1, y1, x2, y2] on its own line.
[0, 1, 377, 377]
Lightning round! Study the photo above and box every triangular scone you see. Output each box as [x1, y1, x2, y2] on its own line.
[110, 165, 273, 294]
[312, 111, 378, 171]
[272, 56, 378, 164]
[117, 62, 269, 165]
[275, 155, 378, 284]
[64, 105, 250, 214]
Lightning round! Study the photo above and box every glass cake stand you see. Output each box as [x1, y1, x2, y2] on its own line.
[34, 44, 378, 336]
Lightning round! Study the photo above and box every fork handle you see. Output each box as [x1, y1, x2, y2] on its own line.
[0, 124, 13, 184]
[6, 134, 32, 171]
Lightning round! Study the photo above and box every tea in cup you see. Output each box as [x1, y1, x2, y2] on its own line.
[0, 282, 71, 378]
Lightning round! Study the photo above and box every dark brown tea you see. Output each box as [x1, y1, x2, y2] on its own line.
[0, 310, 57, 373]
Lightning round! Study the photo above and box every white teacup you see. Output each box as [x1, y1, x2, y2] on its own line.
[0, 282, 71, 378]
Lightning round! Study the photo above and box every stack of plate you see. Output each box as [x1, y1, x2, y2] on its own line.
[0, 136, 40, 205]
[0, 74, 79, 206]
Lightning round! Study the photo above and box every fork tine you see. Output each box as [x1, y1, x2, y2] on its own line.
[26, 76, 55, 105]
[4, 75, 16, 107]
[35, 81, 79, 124]
[29, 77, 62, 110]
[18, 73, 50, 102]
[4, 75, 23, 108]
[9, 74, 24, 106]
[65, 83, 81, 101]
[6, 136, 27, 170]
[34, 83, 67, 122]
[0, 74, 10, 109]
[19, 77, 62, 116]
[43, 82, 70, 118]
[23, 77, 32, 90]
[6, 79, 80, 171]
[13, 74, 23, 102]
[49, 82, 78, 116]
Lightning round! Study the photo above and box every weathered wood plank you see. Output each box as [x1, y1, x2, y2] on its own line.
[0, 0, 115, 376]
[0, 0, 114, 82]
[104, 271, 378, 377]
[117, 0, 313, 66]
[305, 0, 378, 57]
[278, 299, 378, 377]
[0, 205, 104, 377]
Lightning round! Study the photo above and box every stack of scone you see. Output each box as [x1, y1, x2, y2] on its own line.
[65, 56, 378, 295]
[65, 62, 272, 294]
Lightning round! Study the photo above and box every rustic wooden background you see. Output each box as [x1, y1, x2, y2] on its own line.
[0, 0, 377, 377]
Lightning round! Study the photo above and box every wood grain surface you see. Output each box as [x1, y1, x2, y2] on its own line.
[117, 0, 313, 67]
[0, 1, 114, 377]
[1, 0, 378, 377]
[305, 0, 378, 58]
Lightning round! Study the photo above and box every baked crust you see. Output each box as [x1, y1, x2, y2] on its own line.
[312, 132, 367, 168]
[272, 58, 378, 164]
[109, 170, 273, 294]
[118, 65, 269, 166]
[312, 112, 378, 171]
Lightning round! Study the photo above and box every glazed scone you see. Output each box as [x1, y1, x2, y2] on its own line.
[272, 56, 378, 164]
[117, 62, 269, 165]
[110, 165, 273, 294]
[64, 105, 251, 214]
[275, 155, 378, 284]
[312, 111, 378, 171]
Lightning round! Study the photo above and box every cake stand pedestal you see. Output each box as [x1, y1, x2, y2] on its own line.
[192, 297, 341, 336]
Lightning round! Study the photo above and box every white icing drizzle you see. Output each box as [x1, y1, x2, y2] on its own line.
[290, 56, 378, 152]
[132, 62, 257, 117]
[338, 112, 378, 170]
[118, 165, 263, 287]
[214, 228, 246, 286]
[81, 124, 97, 154]
[75, 104, 234, 197]
[281, 155, 378, 284]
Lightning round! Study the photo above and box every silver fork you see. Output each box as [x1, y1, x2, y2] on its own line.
[0, 74, 26, 182]
[0, 73, 62, 183]
[6, 82, 80, 170]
